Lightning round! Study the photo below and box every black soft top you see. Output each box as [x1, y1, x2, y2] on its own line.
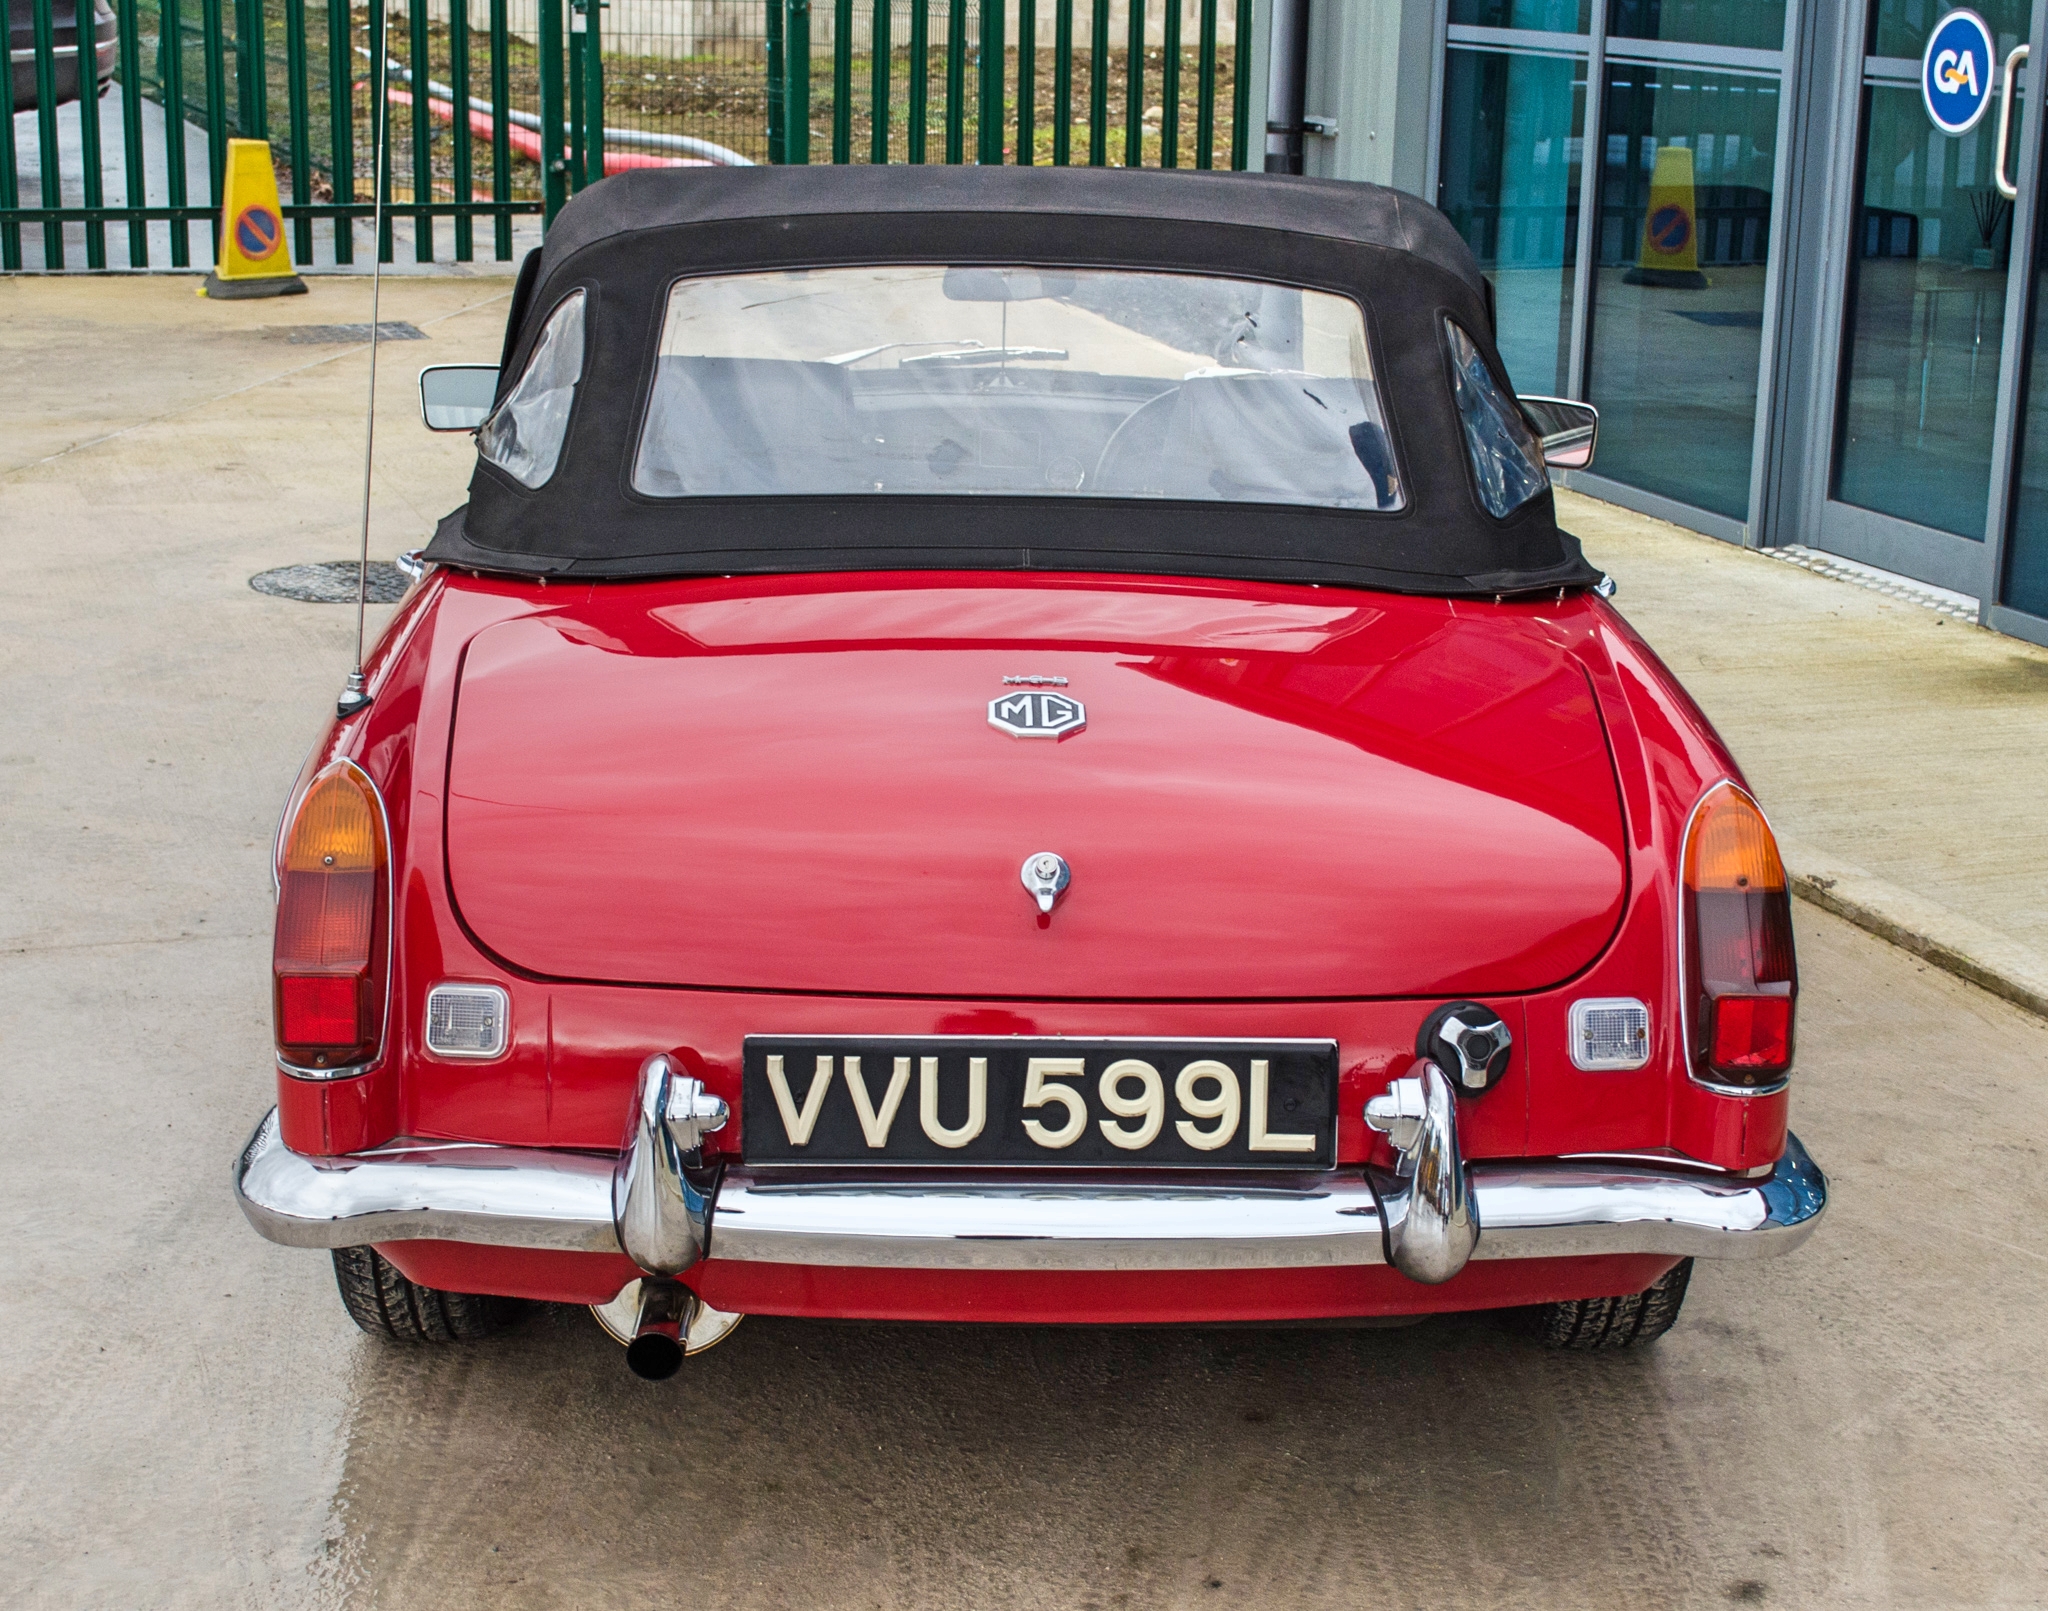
[427, 166, 1598, 597]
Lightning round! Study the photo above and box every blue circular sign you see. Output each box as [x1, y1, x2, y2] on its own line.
[1923, 9, 1997, 136]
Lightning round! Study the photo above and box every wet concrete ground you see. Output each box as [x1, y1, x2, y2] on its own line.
[3, 276, 2046, 1609]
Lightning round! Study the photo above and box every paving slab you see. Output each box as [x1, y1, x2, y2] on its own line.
[1563, 487, 2048, 1018]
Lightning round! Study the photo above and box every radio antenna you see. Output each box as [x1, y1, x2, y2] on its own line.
[338, 25, 393, 720]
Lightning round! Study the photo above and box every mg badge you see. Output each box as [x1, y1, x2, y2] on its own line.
[989, 689, 1087, 739]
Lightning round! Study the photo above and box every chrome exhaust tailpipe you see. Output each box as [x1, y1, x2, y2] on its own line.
[1364, 1060, 1479, 1283]
[626, 1279, 697, 1380]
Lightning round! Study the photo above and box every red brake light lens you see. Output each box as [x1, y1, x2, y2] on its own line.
[274, 762, 389, 1071]
[1682, 785, 1796, 1087]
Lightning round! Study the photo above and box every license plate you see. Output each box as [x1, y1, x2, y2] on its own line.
[741, 1036, 1338, 1168]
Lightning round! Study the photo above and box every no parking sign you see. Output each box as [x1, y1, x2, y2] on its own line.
[1923, 9, 1997, 136]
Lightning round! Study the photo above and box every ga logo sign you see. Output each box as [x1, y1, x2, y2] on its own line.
[1923, 9, 1997, 136]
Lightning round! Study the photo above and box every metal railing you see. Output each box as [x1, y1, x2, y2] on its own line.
[4, 0, 1252, 271]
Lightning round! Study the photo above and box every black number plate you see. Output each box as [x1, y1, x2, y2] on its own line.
[742, 1037, 1338, 1168]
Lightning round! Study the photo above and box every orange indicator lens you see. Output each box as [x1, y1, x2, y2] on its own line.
[274, 764, 388, 1070]
[1682, 785, 1796, 1086]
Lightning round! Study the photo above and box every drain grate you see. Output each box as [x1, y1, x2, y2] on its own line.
[250, 561, 410, 603]
[1762, 545, 1980, 623]
[282, 322, 428, 345]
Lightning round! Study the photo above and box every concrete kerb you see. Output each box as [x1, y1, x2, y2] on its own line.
[1779, 837, 2048, 1021]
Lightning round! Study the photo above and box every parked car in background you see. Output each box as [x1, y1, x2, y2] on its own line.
[234, 167, 1826, 1379]
[8, 0, 116, 111]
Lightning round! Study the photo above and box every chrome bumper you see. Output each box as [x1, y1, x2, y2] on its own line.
[234, 1110, 1827, 1276]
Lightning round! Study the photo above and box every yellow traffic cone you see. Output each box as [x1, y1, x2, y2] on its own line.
[203, 138, 308, 300]
[1623, 145, 1710, 289]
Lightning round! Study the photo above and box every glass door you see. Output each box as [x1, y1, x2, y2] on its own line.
[1821, 0, 2041, 600]
[1994, 4, 2048, 638]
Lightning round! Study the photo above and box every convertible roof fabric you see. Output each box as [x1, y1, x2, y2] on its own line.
[427, 166, 1600, 597]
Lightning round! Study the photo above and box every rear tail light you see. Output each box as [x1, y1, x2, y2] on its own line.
[274, 761, 390, 1073]
[1681, 783, 1796, 1089]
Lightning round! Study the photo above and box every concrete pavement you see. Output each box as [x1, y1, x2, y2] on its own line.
[2, 275, 2046, 1608]
[1563, 489, 2048, 1019]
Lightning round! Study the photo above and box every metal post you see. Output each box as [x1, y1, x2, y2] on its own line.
[539, 0, 565, 219]
[569, 2, 585, 187]
[944, 0, 964, 162]
[162, 0, 191, 263]
[119, 1, 154, 266]
[1228, 0, 1249, 169]
[582, 0, 603, 184]
[1564, 4, 1608, 399]
[1017, 0, 1035, 163]
[201, 0, 229, 252]
[233, 0, 257, 136]
[490, 0, 511, 255]
[786, 0, 811, 163]
[449, 0, 472, 257]
[0, 0, 18, 271]
[409, 0, 431, 256]
[324, 0, 350, 261]
[1052, 0, 1071, 164]
[1087, 0, 1106, 164]
[1123, 0, 1142, 166]
[871, 0, 891, 162]
[908, 0, 928, 161]
[372, 0, 392, 260]
[1263, 0, 1305, 173]
[34, 0, 66, 267]
[285, 0, 311, 264]
[1195, 0, 1215, 168]
[766, 0, 785, 161]
[833, 0, 852, 161]
[76, 0, 108, 265]
[1160, 0, 1180, 167]
[977, 0, 1002, 163]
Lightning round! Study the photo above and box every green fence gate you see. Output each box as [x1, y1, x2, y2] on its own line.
[3, 0, 1253, 272]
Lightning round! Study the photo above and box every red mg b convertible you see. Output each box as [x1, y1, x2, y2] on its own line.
[234, 168, 1824, 1377]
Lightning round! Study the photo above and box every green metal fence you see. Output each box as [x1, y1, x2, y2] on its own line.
[3, 0, 1251, 272]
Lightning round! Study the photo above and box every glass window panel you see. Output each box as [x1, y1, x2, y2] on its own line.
[1585, 64, 1780, 519]
[631, 268, 1405, 510]
[1607, 0, 1788, 51]
[1445, 319, 1553, 516]
[1437, 47, 1586, 396]
[1450, 0, 1590, 30]
[2001, 261, 2048, 615]
[1831, 85, 2015, 537]
[1869, 0, 2028, 64]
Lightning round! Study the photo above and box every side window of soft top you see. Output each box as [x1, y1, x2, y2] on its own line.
[1443, 317, 1548, 519]
[479, 289, 587, 490]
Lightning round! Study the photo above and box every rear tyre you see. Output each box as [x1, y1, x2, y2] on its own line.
[330, 1246, 521, 1343]
[1537, 1257, 1693, 1350]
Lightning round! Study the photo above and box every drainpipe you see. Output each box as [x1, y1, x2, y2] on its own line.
[1264, 0, 1311, 173]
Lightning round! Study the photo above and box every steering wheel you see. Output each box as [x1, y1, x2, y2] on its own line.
[1089, 388, 1183, 494]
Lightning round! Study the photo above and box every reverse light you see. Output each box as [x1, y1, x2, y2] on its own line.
[274, 761, 390, 1074]
[425, 983, 509, 1058]
[1681, 783, 1796, 1090]
[1568, 998, 1651, 1070]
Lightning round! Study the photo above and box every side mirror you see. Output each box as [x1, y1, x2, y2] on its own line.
[419, 364, 501, 431]
[1519, 395, 1599, 469]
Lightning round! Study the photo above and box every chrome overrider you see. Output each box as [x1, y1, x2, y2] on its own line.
[611, 1053, 728, 1276]
[234, 1056, 1829, 1278]
[1362, 1061, 1478, 1283]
